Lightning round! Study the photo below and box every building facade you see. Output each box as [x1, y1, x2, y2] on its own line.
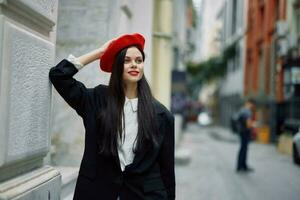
[217, 0, 247, 126]
[152, 0, 173, 108]
[276, 0, 300, 134]
[244, 0, 289, 141]
[0, 0, 61, 199]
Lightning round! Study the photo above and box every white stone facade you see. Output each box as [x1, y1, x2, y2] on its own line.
[0, 0, 60, 199]
[218, 0, 246, 97]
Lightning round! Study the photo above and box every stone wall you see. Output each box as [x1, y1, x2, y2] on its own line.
[51, 0, 112, 167]
[0, 0, 61, 199]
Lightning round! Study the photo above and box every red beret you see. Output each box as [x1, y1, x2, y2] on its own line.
[100, 33, 145, 73]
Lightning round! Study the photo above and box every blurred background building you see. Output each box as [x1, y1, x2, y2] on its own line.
[244, 0, 300, 142]
[192, 0, 300, 143]
[217, 0, 247, 127]
[282, 0, 300, 137]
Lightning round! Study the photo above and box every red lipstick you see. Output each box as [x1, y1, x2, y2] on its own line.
[128, 71, 139, 76]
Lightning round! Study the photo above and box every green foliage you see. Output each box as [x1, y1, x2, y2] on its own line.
[187, 43, 237, 84]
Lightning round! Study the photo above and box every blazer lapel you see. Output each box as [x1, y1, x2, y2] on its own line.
[125, 102, 165, 171]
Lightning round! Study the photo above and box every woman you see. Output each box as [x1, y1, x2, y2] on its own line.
[49, 33, 175, 200]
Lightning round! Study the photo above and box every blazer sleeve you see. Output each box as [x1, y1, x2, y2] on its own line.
[158, 114, 175, 200]
[49, 59, 89, 118]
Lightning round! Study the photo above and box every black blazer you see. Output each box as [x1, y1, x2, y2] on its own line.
[49, 60, 175, 200]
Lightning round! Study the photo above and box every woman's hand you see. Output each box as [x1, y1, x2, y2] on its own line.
[98, 38, 115, 57]
[77, 38, 115, 66]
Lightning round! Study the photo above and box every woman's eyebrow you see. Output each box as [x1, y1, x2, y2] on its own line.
[125, 56, 143, 59]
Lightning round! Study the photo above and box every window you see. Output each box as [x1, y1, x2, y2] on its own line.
[293, 0, 300, 35]
[296, 10, 300, 36]
[231, 0, 237, 35]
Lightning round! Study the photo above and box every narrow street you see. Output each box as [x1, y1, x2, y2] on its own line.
[176, 123, 300, 200]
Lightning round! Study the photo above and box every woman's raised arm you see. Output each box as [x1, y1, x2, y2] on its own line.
[48, 39, 114, 117]
[77, 39, 115, 66]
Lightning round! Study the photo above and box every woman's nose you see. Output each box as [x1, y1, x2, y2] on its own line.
[131, 61, 137, 68]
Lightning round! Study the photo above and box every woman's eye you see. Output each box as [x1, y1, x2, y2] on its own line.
[136, 59, 143, 64]
[124, 59, 131, 63]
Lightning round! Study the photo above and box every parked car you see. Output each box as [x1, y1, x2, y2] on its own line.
[293, 129, 300, 165]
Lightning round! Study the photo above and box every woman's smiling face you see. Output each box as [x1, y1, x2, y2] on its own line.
[122, 46, 144, 84]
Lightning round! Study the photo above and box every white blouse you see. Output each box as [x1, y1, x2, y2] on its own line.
[118, 96, 138, 171]
[67, 54, 138, 171]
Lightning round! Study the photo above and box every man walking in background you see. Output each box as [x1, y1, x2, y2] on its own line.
[236, 99, 256, 172]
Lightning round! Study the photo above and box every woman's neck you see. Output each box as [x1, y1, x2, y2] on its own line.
[124, 83, 138, 99]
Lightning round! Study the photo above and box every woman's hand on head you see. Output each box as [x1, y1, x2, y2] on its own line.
[77, 38, 115, 66]
[98, 38, 115, 57]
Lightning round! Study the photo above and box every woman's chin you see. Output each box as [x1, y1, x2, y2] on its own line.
[124, 77, 141, 84]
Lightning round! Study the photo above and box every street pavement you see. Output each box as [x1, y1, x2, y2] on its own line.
[175, 123, 300, 200]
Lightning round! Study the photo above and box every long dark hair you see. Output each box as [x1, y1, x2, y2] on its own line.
[97, 46, 159, 156]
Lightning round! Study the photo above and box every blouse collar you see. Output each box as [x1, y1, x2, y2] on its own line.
[125, 96, 138, 112]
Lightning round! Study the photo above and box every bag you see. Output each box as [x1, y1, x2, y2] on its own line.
[230, 112, 241, 134]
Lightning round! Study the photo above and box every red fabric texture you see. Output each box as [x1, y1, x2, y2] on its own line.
[100, 33, 145, 72]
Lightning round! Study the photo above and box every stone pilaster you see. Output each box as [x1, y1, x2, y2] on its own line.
[0, 0, 61, 199]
